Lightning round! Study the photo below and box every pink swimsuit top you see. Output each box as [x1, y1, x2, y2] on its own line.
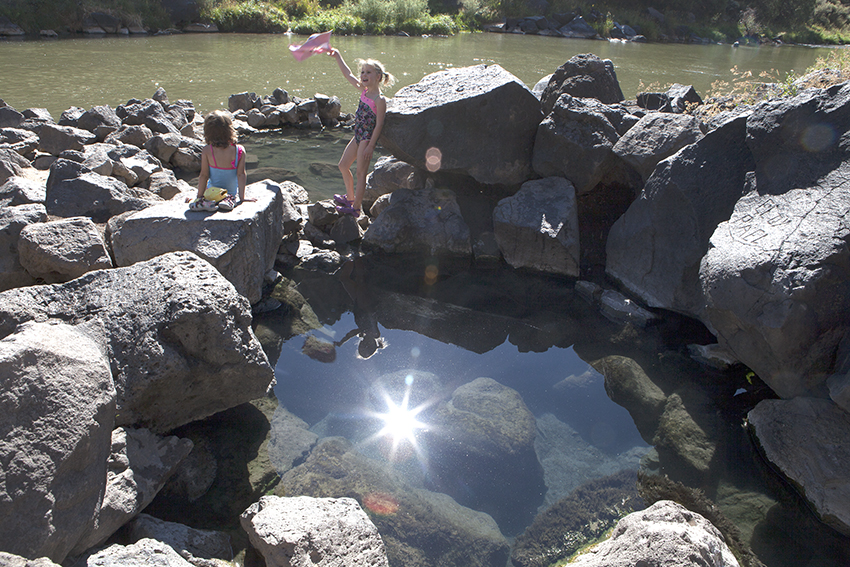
[360, 91, 378, 114]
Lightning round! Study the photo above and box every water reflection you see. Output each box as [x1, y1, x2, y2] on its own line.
[252, 255, 850, 565]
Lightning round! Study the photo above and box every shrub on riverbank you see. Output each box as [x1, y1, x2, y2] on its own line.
[0, 0, 171, 33]
[205, 0, 291, 32]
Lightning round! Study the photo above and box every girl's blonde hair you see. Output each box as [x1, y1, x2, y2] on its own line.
[358, 58, 396, 88]
[203, 109, 237, 148]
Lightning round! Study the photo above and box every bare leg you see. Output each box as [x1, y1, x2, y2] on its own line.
[353, 140, 372, 212]
[338, 137, 358, 202]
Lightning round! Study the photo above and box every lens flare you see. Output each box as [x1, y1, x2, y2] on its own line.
[367, 385, 431, 463]
[363, 492, 399, 516]
[425, 147, 442, 172]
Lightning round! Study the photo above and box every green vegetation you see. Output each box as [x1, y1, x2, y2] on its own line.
[2, 0, 850, 42]
[0, 0, 171, 33]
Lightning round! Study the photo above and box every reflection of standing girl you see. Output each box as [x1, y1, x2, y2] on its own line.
[334, 258, 386, 359]
[328, 47, 395, 217]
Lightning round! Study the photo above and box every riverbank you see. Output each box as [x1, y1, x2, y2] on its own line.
[2, 0, 850, 44]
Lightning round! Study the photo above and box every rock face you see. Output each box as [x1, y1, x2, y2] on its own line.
[0, 321, 116, 563]
[71, 427, 194, 554]
[45, 158, 161, 223]
[540, 53, 625, 114]
[0, 251, 274, 433]
[78, 538, 195, 567]
[700, 85, 850, 398]
[109, 179, 284, 304]
[424, 377, 545, 536]
[606, 114, 753, 316]
[17, 216, 113, 283]
[362, 185, 471, 256]
[532, 94, 630, 195]
[381, 64, 542, 185]
[748, 397, 850, 536]
[125, 514, 233, 563]
[493, 176, 580, 277]
[612, 112, 705, 180]
[568, 500, 739, 567]
[278, 437, 510, 567]
[241, 496, 389, 567]
[0, 203, 45, 291]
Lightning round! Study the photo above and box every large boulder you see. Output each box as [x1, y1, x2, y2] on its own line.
[0, 203, 46, 291]
[17, 216, 113, 283]
[362, 185, 471, 257]
[278, 437, 510, 567]
[700, 84, 850, 397]
[540, 53, 625, 114]
[612, 112, 705, 181]
[76, 538, 195, 567]
[381, 64, 542, 185]
[71, 428, 194, 555]
[493, 176, 580, 276]
[567, 500, 739, 567]
[748, 397, 850, 537]
[0, 175, 46, 206]
[109, 179, 284, 304]
[423, 377, 545, 535]
[0, 321, 116, 563]
[0, 553, 61, 567]
[77, 105, 122, 140]
[1, 147, 33, 185]
[124, 514, 233, 563]
[0, 251, 275, 433]
[606, 114, 753, 316]
[118, 99, 181, 136]
[45, 158, 161, 223]
[241, 496, 389, 567]
[531, 94, 624, 194]
[38, 123, 97, 156]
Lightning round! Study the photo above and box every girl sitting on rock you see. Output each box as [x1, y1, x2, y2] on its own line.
[190, 110, 254, 212]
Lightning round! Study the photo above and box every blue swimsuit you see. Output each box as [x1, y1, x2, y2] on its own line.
[207, 144, 243, 195]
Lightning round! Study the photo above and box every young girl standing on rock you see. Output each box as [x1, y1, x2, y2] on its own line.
[328, 48, 395, 217]
[190, 110, 253, 212]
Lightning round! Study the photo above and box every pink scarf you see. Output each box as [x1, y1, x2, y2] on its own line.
[289, 31, 332, 61]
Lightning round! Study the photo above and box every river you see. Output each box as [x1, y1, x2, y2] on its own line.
[0, 32, 834, 119]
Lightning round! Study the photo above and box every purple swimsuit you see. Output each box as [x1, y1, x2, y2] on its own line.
[353, 91, 378, 143]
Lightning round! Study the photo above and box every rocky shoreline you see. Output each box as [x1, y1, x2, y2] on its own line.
[1, 51, 849, 566]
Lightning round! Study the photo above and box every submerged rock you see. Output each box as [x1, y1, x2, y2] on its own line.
[511, 470, 642, 567]
[278, 437, 510, 567]
[424, 377, 545, 535]
[748, 397, 850, 537]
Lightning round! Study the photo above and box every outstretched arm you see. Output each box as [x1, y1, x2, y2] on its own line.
[329, 48, 361, 89]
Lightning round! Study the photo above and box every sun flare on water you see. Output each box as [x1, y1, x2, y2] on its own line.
[370, 385, 430, 463]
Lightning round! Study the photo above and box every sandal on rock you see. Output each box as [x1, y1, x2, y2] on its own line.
[190, 198, 217, 212]
[335, 203, 360, 217]
[217, 195, 237, 211]
[334, 193, 353, 206]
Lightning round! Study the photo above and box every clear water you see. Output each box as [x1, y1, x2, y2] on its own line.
[4, 32, 848, 565]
